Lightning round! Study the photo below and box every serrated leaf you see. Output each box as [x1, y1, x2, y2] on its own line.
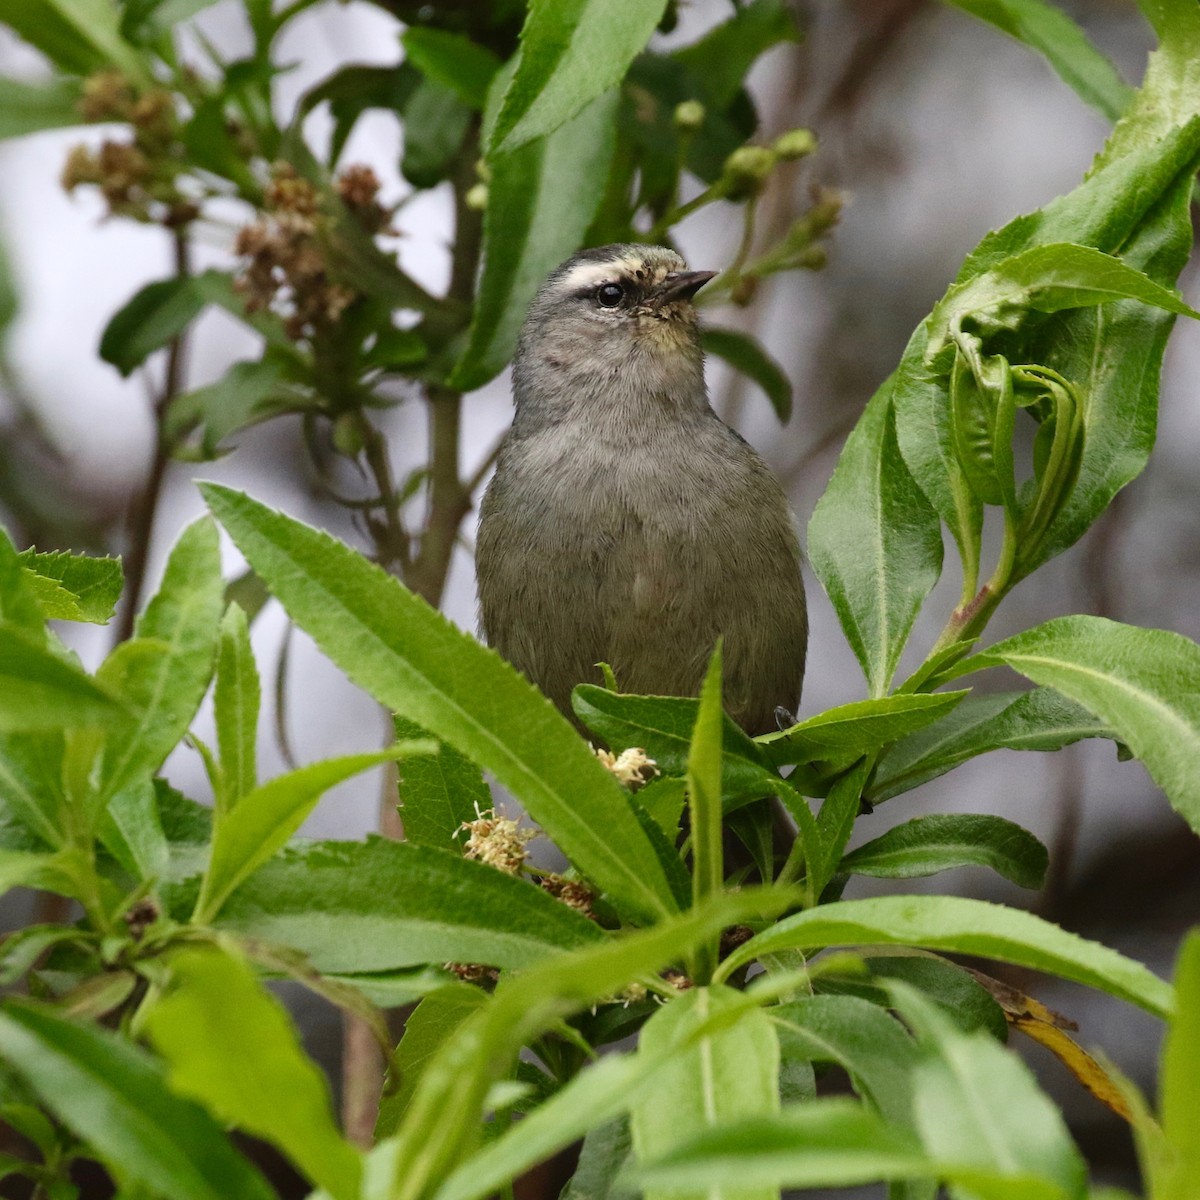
[770, 995, 920, 1128]
[145, 945, 361, 1200]
[869, 687, 1111, 803]
[214, 603, 259, 810]
[94, 519, 223, 806]
[18, 550, 123, 625]
[489, 0, 667, 153]
[201, 484, 676, 925]
[385, 888, 795, 1200]
[759, 692, 967, 765]
[632, 986, 780, 1200]
[572, 685, 773, 801]
[0, 625, 123, 733]
[702, 327, 792, 422]
[807, 381, 943, 698]
[393, 715, 490, 853]
[0, 999, 275, 1200]
[717, 895, 1173, 1018]
[962, 616, 1200, 835]
[891, 981, 1086, 1199]
[217, 836, 603, 973]
[195, 747, 429, 922]
[840, 813, 1048, 888]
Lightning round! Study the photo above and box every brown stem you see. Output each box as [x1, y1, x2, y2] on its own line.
[341, 1012, 384, 1146]
[113, 229, 192, 644]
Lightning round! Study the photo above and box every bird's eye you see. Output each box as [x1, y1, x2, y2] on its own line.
[596, 282, 625, 308]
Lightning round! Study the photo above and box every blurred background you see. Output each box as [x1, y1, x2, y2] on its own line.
[1, 0, 1195, 1192]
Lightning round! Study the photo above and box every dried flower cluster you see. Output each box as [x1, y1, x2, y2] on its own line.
[595, 745, 659, 790]
[458, 805, 536, 875]
[234, 163, 389, 340]
[539, 874, 596, 918]
[61, 70, 195, 226]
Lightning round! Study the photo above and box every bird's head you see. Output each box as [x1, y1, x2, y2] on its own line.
[512, 244, 717, 423]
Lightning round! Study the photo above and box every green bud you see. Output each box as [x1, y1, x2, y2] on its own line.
[673, 100, 706, 131]
[474, 159, 491, 183]
[332, 413, 366, 458]
[721, 145, 776, 199]
[465, 182, 489, 211]
[773, 128, 817, 161]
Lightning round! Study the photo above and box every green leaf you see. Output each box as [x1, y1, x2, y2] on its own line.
[672, 0, 800, 110]
[561, 1120, 634, 1200]
[631, 986, 780, 1200]
[200, 484, 676, 925]
[815, 956, 1007, 1041]
[1159, 931, 1200, 1200]
[759, 692, 967, 765]
[213, 603, 259, 810]
[101, 779, 170, 882]
[717, 894, 1173, 1018]
[0, 625, 123, 732]
[962, 617, 1200, 835]
[869, 687, 1111, 803]
[927, 243, 1200, 356]
[144, 945, 361, 1200]
[101, 273, 220, 377]
[0, 998, 275, 1200]
[770, 995, 919, 1128]
[688, 648, 725, 926]
[941, 0, 1131, 121]
[0, 732, 67, 845]
[195, 747, 428, 922]
[393, 715, 491, 853]
[376, 985, 488, 1141]
[1095, 0, 1200, 166]
[0, 529, 44, 633]
[0, 76, 83, 141]
[400, 78, 472, 189]
[489, 0, 667, 153]
[385, 888, 795, 1200]
[572, 685, 773, 801]
[701, 328, 792, 423]
[452, 86, 619, 392]
[217, 836, 603, 973]
[18, 550, 123, 625]
[94, 518, 223, 806]
[0, 0, 150, 82]
[630, 1100, 932, 1193]
[435, 1057, 646, 1200]
[401, 28, 500, 111]
[298, 63, 420, 167]
[807, 381, 943, 698]
[0, 847, 76, 896]
[840, 814, 1048, 888]
[890, 981, 1086, 1199]
[165, 356, 300, 461]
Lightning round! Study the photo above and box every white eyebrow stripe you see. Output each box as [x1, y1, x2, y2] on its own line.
[557, 261, 630, 291]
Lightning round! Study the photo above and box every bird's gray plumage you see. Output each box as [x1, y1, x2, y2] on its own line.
[477, 244, 807, 735]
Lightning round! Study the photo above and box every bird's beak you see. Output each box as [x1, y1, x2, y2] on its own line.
[649, 269, 718, 308]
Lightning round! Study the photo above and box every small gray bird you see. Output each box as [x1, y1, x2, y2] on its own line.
[477, 244, 807, 735]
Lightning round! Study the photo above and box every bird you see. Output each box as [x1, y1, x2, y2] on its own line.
[476, 243, 807, 736]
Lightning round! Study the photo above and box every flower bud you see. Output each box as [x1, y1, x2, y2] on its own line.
[673, 99, 706, 131]
[465, 182, 489, 211]
[332, 413, 366, 458]
[721, 145, 776, 199]
[772, 127, 817, 161]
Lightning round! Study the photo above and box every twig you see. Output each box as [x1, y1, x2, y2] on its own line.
[113, 228, 192, 644]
